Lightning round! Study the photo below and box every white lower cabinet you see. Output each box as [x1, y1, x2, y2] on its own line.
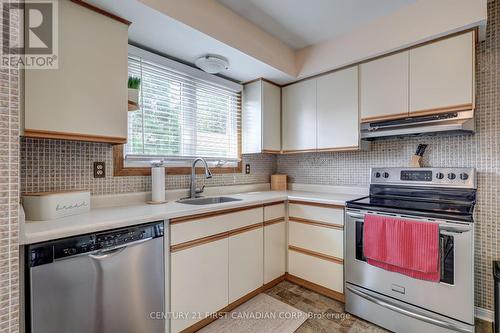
[264, 221, 286, 284]
[171, 238, 229, 333]
[228, 228, 264, 303]
[288, 250, 344, 293]
[289, 221, 343, 259]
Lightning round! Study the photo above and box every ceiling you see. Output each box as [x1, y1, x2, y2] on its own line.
[85, 0, 296, 84]
[216, 0, 417, 49]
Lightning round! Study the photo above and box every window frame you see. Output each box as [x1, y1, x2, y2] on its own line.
[114, 46, 243, 176]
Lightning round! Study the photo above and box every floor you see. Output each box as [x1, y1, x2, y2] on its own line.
[264, 281, 494, 333]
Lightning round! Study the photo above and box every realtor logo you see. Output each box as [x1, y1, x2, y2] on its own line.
[1, 0, 58, 69]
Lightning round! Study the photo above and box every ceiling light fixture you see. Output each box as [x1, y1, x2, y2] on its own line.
[195, 54, 229, 74]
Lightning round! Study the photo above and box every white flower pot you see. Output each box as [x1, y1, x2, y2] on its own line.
[128, 88, 139, 111]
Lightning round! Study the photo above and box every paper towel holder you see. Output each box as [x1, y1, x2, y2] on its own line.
[148, 160, 168, 205]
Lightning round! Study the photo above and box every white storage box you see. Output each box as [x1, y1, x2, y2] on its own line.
[22, 190, 91, 221]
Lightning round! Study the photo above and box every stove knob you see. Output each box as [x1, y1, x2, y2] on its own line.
[382, 172, 389, 179]
[460, 173, 469, 180]
[436, 172, 445, 179]
[68, 247, 77, 255]
[447, 173, 456, 180]
[374, 172, 381, 178]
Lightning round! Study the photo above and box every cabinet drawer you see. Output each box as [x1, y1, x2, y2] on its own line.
[288, 250, 343, 293]
[289, 221, 343, 259]
[289, 202, 344, 226]
[171, 207, 263, 245]
[264, 202, 285, 221]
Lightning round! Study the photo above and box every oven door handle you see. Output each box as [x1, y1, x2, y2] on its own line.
[440, 226, 470, 234]
[346, 285, 473, 333]
[346, 212, 365, 219]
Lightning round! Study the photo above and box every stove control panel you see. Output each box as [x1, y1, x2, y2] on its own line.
[370, 167, 476, 188]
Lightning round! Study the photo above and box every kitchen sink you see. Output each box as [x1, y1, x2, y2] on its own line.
[176, 196, 242, 205]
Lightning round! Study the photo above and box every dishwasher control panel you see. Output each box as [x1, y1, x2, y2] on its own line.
[28, 221, 164, 267]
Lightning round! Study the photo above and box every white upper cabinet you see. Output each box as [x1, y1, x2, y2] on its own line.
[242, 80, 281, 153]
[317, 67, 359, 150]
[360, 52, 409, 121]
[24, 0, 129, 143]
[409, 31, 474, 113]
[282, 79, 317, 152]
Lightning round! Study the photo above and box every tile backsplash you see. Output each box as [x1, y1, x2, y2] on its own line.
[20, 138, 275, 195]
[278, 1, 500, 312]
[1, 6, 20, 332]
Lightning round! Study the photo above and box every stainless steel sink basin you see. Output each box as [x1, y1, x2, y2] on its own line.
[176, 196, 242, 205]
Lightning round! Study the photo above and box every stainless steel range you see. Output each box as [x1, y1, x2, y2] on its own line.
[345, 167, 476, 333]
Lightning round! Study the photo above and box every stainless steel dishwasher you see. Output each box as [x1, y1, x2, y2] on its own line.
[27, 221, 166, 333]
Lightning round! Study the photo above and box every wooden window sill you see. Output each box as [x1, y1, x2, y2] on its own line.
[113, 145, 242, 176]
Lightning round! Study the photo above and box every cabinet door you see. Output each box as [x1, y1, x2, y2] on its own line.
[228, 228, 264, 303]
[242, 80, 262, 154]
[282, 79, 317, 151]
[316, 67, 359, 150]
[171, 239, 228, 333]
[409, 32, 474, 113]
[264, 221, 286, 284]
[24, 0, 128, 142]
[262, 81, 281, 152]
[360, 52, 409, 121]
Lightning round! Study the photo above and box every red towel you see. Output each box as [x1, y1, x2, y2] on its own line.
[363, 214, 440, 282]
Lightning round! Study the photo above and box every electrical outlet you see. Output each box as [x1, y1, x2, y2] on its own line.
[93, 162, 105, 178]
[245, 164, 250, 174]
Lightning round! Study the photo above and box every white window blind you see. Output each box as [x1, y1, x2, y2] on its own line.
[126, 55, 241, 165]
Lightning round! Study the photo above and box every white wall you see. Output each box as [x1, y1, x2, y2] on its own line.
[295, 0, 486, 78]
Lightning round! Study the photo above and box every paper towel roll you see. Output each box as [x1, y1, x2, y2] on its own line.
[151, 165, 165, 203]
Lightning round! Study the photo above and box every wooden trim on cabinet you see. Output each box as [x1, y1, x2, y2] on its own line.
[262, 149, 281, 154]
[288, 245, 344, 265]
[289, 217, 343, 230]
[288, 200, 344, 209]
[361, 112, 410, 123]
[281, 148, 318, 154]
[179, 274, 286, 333]
[170, 204, 263, 224]
[112, 145, 243, 176]
[264, 218, 285, 226]
[170, 231, 228, 253]
[23, 129, 127, 144]
[285, 273, 345, 303]
[228, 222, 263, 237]
[263, 201, 285, 207]
[281, 146, 362, 154]
[409, 103, 474, 117]
[70, 0, 132, 25]
[316, 146, 361, 152]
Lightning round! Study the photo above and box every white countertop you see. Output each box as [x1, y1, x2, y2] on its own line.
[21, 188, 366, 244]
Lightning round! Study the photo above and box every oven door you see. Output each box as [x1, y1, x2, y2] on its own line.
[345, 209, 474, 325]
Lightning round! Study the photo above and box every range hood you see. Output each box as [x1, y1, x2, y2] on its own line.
[361, 110, 475, 140]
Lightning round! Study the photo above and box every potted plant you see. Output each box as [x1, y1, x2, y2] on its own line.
[128, 76, 141, 111]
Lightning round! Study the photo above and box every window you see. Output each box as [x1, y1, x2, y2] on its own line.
[125, 51, 241, 169]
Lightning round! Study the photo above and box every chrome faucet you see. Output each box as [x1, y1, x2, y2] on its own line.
[189, 158, 212, 199]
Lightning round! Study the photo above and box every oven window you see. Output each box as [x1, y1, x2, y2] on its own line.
[440, 234, 454, 285]
[355, 221, 366, 261]
[357, 220, 455, 284]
